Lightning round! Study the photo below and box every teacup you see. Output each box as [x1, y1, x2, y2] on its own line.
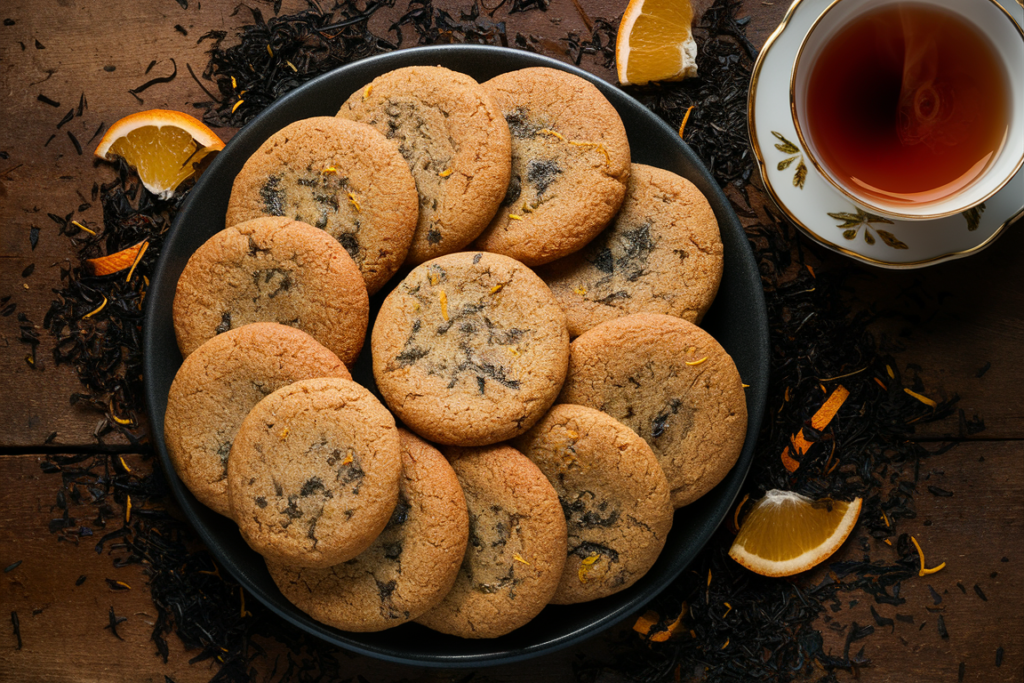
[790, 0, 1024, 220]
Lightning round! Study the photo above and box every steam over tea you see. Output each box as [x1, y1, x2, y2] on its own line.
[805, 3, 1010, 206]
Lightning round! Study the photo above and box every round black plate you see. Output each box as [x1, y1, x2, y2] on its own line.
[143, 45, 769, 667]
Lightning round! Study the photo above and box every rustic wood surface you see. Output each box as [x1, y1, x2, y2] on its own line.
[1, 0, 1021, 681]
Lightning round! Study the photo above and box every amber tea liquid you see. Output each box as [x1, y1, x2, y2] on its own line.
[805, 3, 1011, 205]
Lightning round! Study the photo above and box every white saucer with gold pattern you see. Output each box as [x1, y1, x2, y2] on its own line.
[748, 0, 1024, 269]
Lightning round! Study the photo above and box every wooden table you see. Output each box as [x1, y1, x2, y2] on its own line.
[1, 1, 1020, 681]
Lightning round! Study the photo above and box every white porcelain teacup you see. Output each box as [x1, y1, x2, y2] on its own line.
[790, 0, 1024, 220]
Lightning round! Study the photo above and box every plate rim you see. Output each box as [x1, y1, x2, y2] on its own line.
[747, 0, 1024, 270]
[143, 43, 770, 667]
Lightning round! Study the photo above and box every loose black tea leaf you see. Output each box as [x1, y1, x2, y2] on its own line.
[996, 646, 1004, 666]
[870, 605, 894, 632]
[56, 108, 74, 129]
[129, 59, 177, 102]
[3, 18, 14, 25]
[10, 611, 21, 649]
[87, 122, 105, 144]
[975, 361, 991, 378]
[35, 39, 45, 49]
[77, 92, 87, 116]
[29, 226, 40, 249]
[927, 485, 953, 497]
[937, 614, 948, 639]
[927, 585, 942, 604]
[175, 24, 188, 36]
[22, 264, 34, 278]
[958, 662, 965, 681]
[3, 560, 22, 573]
[103, 65, 116, 72]
[43, 134, 56, 147]
[973, 584, 988, 601]
[37, 94, 60, 107]
[67, 131, 82, 155]
[75, 574, 87, 586]
[104, 606, 127, 640]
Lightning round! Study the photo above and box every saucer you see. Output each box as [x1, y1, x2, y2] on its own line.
[748, 0, 1024, 269]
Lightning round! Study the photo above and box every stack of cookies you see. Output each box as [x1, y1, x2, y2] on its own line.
[165, 65, 747, 639]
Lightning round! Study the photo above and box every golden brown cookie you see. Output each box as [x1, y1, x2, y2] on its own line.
[228, 378, 402, 569]
[267, 430, 469, 631]
[164, 323, 351, 518]
[338, 66, 511, 265]
[538, 164, 724, 337]
[512, 404, 673, 604]
[224, 116, 418, 294]
[172, 217, 369, 366]
[558, 313, 747, 508]
[415, 444, 567, 639]
[473, 67, 631, 266]
[371, 251, 570, 446]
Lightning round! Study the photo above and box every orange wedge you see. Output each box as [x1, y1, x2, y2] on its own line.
[728, 490, 862, 577]
[616, 0, 698, 86]
[94, 110, 224, 200]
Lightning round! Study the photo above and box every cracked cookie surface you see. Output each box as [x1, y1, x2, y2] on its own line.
[228, 378, 402, 569]
[558, 314, 747, 508]
[165, 323, 351, 518]
[371, 251, 570, 446]
[539, 164, 723, 337]
[472, 67, 631, 266]
[266, 429, 468, 632]
[338, 66, 511, 266]
[224, 116, 418, 294]
[415, 444, 567, 639]
[172, 216, 369, 366]
[513, 404, 673, 604]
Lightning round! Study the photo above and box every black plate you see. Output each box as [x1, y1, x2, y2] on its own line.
[143, 45, 769, 667]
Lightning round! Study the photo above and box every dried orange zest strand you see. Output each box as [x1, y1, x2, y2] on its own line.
[881, 511, 890, 527]
[363, 84, 372, 99]
[819, 367, 866, 382]
[884, 539, 892, 546]
[113, 581, 131, 590]
[508, 214, 523, 220]
[578, 553, 601, 583]
[513, 553, 530, 565]
[886, 365, 895, 379]
[911, 536, 946, 576]
[685, 356, 708, 366]
[439, 168, 453, 177]
[874, 377, 887, 390]
[807, 264, 816, 278]
[650, 607, 687, 643]
[240, 587, 252, 618]
[125, 241, 149, 282]
[538, 128, 566, 142]
[83, 296, 108, 319]
[780, 447, 801, 473]
[733, 493, 750, 531]
[266, 45, 273, 57]
[72, 220, 97, 236]
[811, 385, 849, 430]
[489, 284, 503, 294]
[742, 383, 750, 388]
[633, 610, 660, 635]
[322, 166, 337, 175]
[678, 105, 695, 138]
[784, 385, 850, 467]
[722, 602, 732, 618]
[126, 495, 132, 524]
[86, 240, 146, 276]
[347, 192, 361, 212]
[286, 61, 297, 72]
[232, 99, 244, 114]
[119, 456, 132, 473]
[904, 388, 938, 408]
[439, 290, 449, 321]
[341, 450, 353, 465]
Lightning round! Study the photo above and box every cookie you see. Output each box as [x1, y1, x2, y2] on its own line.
[538, 164, 724, 337]
[512, 404, 673, 604]
[172, 217, 369, 366]
[472, 67, 631, 266]
[371, 251, 570, 446]
[224, 116, 418, 294]
[558, 313, 747, 508]
[415, 444, 567, 639]
[267, 429, 469, 631]
[228, 378, 402, 569]
[338, 66, 511, 265]
[164, 323, 351, 518]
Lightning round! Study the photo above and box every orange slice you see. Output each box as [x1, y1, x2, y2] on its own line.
[94, 109, 224, 200]
[728, 490, 862, 577]
[615, 0, 698, 86]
